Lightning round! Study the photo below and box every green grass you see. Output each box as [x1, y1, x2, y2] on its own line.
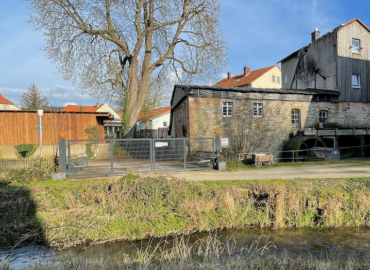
[224, 158, 370, 171]
[2, 173, 370, 248]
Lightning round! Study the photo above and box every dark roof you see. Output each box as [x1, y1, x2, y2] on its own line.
[278, 18, 370, 63]
[215, 66, 279, 87]
[177, 85, 341, 96]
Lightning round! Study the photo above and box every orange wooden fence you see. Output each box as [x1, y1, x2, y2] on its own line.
[0, 111, 111, 145]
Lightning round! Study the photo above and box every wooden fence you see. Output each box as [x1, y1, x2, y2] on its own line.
[0, 158, 55, 170]
[136, 128, 169, 138]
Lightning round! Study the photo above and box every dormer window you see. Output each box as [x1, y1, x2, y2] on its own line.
[352, 74, 361, 88]
[352, 39, 361, 53]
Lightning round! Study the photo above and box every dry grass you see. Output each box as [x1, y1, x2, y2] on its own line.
[1, 233, 369, 270]
[2, 174, 370, 248]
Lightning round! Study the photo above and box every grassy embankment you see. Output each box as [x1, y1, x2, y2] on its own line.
[2, 170, 370, 248]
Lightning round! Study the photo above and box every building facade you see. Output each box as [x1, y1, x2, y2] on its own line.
[215, 65, 282, 88]
[0, 94, 20, 110]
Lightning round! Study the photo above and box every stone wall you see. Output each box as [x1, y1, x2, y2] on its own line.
[172, 96, 370, 154]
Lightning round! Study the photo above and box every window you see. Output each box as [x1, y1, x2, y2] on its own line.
[3, 105, 9, 110]
[352, 74, 361, 88]
[222, 102, 233, 117]
[291, 109, 300, 129]
[284, 74, 288, 84]
[319, 110, 328, 127]
[352, 39, 361, 53]
[163, 121, 167, 127]
[277, 76, 280, 84]
[272, 75, 276, 83]
[253, 102, 264, 117]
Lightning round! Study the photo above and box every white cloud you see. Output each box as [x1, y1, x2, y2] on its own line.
[65, 102, 78, 106]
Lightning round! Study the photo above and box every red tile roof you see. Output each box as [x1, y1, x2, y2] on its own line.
[0, 94, 14, 105]
[62, 104, 104, 113]
[214, 65, 280, 87]
[137, 106, 171, 121]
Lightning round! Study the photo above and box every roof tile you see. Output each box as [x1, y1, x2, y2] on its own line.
[0, 94, 14, 105]
[215, 65, 280, 87]
[137, 106, 171, 121]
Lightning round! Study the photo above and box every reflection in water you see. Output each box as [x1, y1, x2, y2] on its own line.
[2, 227, 370, 269]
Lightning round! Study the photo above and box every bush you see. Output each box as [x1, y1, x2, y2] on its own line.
[0, 161, 53, 185]
[14, 144, 38, 158]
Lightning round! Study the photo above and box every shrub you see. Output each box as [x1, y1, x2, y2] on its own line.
[85, 126, 101, 139]
[14, 144, 38, 158]
[0, 160, 53, 185]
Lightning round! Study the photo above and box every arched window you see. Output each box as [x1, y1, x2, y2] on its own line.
[291, 109, 300, 129]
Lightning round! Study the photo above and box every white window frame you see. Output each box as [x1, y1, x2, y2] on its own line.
[3, 105, 9, 110]
[272, 75, 276, 83]
[277, 76, 280, 84]
[284, 74, 288, 84]
[252, 102, 264, 117]
[352, 39, 361, 53]
[352, 74, 361, 88]
[163, 121, 167, 127]
[221, 101, 233, 117]
[291, 109, 301, 129]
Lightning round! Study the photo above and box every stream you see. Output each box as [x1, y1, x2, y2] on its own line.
[2, 227, 370, 269]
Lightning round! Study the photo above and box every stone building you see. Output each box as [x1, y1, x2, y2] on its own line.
[169, 18, 370, 157]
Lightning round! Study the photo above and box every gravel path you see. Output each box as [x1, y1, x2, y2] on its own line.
[169, 163, 370, 181]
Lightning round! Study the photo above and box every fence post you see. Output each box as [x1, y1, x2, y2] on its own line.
[183, 139, 186, 169]
[292, 151, 295, 163]
[59, 139, 67, 173]
[361, 136, 365, 157]
[110, 140, 114, 174]
[67, 141, 71, 176]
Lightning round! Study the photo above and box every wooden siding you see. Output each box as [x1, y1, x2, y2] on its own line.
[337, 20, 370, 60]
[337, 57, 370, 102]
[0, 111, 107, 146]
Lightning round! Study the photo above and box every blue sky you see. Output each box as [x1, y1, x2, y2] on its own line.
[0, 0, 368, 107]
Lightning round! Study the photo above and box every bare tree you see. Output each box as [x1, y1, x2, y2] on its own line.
[27, 0, 227, 134]
[19, 84, 49, 110]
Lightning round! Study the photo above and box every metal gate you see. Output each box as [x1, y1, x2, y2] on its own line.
[66, 138, 214, 177]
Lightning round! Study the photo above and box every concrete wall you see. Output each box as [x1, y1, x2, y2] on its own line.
[252, 66, 282, 88]
[281, 54, 300, 89]
[173, 96, 370, 153]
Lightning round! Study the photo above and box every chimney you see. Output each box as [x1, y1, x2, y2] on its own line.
[244, 66, 250, 76]
[227, 72, 232, 80]
[311, 27, 320, 42]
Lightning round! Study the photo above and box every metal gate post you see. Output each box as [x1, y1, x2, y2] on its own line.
[150, 139, 153, 172]
[152, 138, 156, 172]
[59, 139, 67, 173]
[67, 141, 71, 176]
[110, 140, 114, 174]
[292, 151, 295, 163]
[183, 139, 186, 169]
